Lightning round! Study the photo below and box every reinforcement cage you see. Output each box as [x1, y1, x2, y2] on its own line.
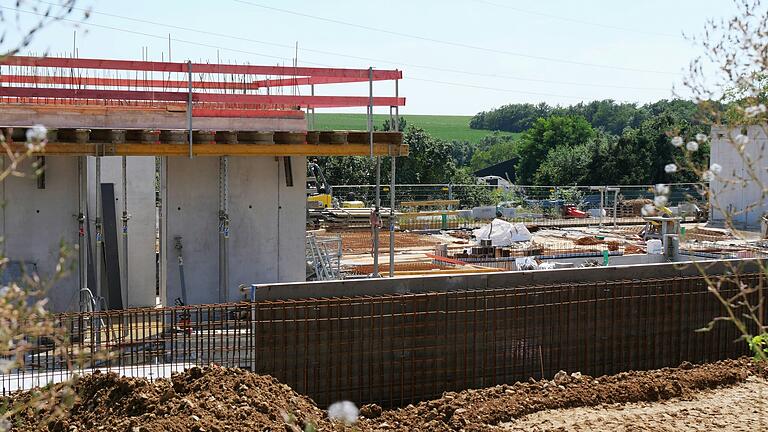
[2, 273, 763, 407]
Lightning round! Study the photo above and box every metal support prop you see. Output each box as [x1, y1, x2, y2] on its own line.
[94, 153, 102, 303]
[121, 156, 130, 304]
[607, 187, 620, 228]
[218, 156, 230, 303]
[310, 84, 316, 129]
[368, 67, 380, 276]
[388, 77, 399, 278]
[187, 60, 193, 159]
[590, 186, 606, 228]
[77, 156, 88, 311]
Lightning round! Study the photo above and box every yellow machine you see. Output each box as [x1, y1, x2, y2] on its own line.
[307, 161, 334, 209]
[307, 161, 365, 209]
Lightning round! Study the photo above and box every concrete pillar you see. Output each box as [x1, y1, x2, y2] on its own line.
[0, 156, 80, 312]
[87, 156, 157, 309]
[164, 156, 307, 306]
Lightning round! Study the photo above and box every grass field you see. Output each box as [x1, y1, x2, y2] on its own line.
[313, 113, 516, 144]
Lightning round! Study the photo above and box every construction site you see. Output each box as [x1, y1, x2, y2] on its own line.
[1, 28, 768, 431]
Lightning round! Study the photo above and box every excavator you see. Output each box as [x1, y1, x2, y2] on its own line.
[306, 161, 334, 210]
[307, 161, 365, 209]
[307, 161, 374, 228]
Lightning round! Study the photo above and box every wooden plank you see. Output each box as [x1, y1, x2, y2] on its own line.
[400, 211, 460, 216]
[10, 142, 409, 157]
[401, 200, 460, 207]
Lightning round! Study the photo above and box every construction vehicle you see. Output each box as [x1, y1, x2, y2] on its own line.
[307, 161, 334, 209]
[307, 161, 365, 209]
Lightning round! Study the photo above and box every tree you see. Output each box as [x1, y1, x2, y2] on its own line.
[468, 133, 517, 171]
[535, 143, 592, 185]
[515, 115, 595, 184]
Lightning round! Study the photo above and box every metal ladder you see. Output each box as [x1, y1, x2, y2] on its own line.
[306, 233, 342, 281]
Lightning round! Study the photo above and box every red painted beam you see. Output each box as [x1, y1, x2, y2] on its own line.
[0, 74, 392, 90]
[0, 74, 260, 91]
[1, 56, 402, 80]
[251, 76, 391, 88]
[0, 86, 406, 108]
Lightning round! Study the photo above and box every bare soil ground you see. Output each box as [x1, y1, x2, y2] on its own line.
[7, 358, 768, 431]
[499, 376, 768, 431]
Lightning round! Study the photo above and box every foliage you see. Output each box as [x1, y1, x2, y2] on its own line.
[515, 115, 595, 184]
[470, 102, 550, 133]
[469, 99, 702, 135]
[548, 186, 585, 204]
[468, 133, 518, 172]
[535, 143, 592, 185]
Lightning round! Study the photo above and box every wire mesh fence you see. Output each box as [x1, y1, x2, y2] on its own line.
[2, 273, 761, 407]
[324, 183, 707, 231]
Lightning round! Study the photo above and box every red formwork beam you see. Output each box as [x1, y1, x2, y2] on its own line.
[0, 55, 402, 80]
[0, 86, 406, 108]
[0, 74, 394, 90]
[0, 74, 258, 91]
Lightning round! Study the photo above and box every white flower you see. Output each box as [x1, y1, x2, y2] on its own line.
[695, 133, 708, 143]
[710, 163, 722, 174]
[25, 124, 47, 143]
[654, 195, 668, 207]
[641, 204, 656, 216]
[664, 163, 678, 173]
[744, 104, 767, 117]
[686, 141, 699, 152]
[328, 401, 358, 425]
[702, 170, 714, 181]
[654, 184, 669, 196]
[670, 136, 684, 147]
[735, 134, 749, 146]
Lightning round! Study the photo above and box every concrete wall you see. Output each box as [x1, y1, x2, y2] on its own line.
[250, 258, 765, 301]
[710, 125, 768, 229]
[87, 156, 156, 308]
[1, 156, 80, 312]
[164, 156, 306, 306]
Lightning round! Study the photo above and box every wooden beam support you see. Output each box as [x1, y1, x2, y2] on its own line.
[8, 142, 409, 157]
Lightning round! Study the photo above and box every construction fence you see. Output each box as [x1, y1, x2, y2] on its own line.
[328, 183, 707, 230]
[2, 273, 761, 407]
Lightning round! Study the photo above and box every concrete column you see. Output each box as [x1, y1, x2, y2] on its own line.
[1, 156, 80, 312]
[87, 156, 156, 308]
[165, 156, 307, 305]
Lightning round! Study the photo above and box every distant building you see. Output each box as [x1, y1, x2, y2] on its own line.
[709, 125, 768, 229]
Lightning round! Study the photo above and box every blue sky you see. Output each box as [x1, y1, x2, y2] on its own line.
[7, 0, 735, 115]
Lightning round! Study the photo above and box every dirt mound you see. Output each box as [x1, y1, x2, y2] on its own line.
[356, 358, 767, 431]
[11, 364, 334, 432]
[7, 359, 768, 431]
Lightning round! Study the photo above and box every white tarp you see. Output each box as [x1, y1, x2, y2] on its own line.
[473, 218, 532, 246]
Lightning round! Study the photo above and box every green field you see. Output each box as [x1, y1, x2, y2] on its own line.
[312, 113, 516, 144]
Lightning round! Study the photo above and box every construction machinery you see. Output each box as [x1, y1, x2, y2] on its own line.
[307, 161, 334, 209]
